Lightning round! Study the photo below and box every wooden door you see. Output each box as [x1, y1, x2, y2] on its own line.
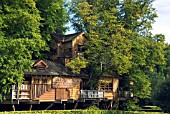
[55, 88, 69, 100]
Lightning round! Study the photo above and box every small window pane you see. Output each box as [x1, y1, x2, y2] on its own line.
[42, 78, 48, 84]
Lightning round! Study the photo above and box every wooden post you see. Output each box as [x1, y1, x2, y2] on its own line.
[74, 102, 78, 109]
[97, 100, 100, 108]
[45, 103, 54, 110]
[29, 104, 32, 111]
[107, 101, 112, 110]
[12, 105, 15, 111]
[55, 88, 56, 100]
[110, 101, 113, 110]
[30, 84, 32, 100]
[63, 103, 66, 110]
[17, 83, 19, 100]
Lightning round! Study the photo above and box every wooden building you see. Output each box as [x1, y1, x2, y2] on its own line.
[1, 32, 133, 110]
[50, 32, 87, 65]
[4, 60, 87, 104]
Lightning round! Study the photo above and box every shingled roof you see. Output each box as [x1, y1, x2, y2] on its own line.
[53, 32, 85, 43]
[25, 60, 88, 77]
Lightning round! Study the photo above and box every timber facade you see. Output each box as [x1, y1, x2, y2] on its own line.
[1, 32, 133, 110]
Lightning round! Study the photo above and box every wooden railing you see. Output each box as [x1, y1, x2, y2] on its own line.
[12, 84, 31, 100]
[80, 90, 104, 98]
[31, 84, 52, 99]
[11, 84, 52, 100]
[118, 91, 133, 98]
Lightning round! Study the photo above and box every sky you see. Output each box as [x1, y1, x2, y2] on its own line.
[66, 0, 170, 43]
[152, 0, 170, 43]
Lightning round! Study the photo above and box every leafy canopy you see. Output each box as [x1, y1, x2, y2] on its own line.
[69, 0, 166, 99]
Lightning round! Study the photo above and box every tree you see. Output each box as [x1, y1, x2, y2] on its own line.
[151, 44, 170, 112]
[36, 0, 69, 44]
[66, 57, 88, 74]
[154, 77, 170, 112]
[0, 0, 47, 97]
[69, 0, 166, 100]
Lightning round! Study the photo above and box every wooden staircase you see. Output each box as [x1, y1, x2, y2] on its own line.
[35, 89, 55, 101]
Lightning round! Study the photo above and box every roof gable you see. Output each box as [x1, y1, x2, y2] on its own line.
[53, 32, 86, 43]
[33, 60, 48, 69]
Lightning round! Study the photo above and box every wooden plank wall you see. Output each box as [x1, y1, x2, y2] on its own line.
[70, 84, 80, 100]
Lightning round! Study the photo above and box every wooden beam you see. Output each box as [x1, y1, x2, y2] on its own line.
[107, 101, 113, 110]
[45, 103, 54, 110]
[67, 99, 74, 103]
[74, 102, 78, 109]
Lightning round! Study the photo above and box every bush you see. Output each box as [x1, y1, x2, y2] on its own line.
[123, 100, 141, 111]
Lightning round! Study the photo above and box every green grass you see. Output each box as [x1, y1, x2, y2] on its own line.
[0, 110, 164, 114]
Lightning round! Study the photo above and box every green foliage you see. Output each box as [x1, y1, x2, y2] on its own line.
[123, 100, 141, 111]
[87, 105, 100, 110]
[153, 77, 170, 112]
[36, 0, 69, 43]
[0, 0, 69, 97]
[141, 105, 162, 110]
[0, 110, 164, 114]
[69, 0, 166, 100]
[0, 0, 48, 96]
[66, 57, 88, 74]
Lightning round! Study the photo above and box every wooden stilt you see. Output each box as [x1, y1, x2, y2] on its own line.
[110, 101, 113, 110]
[12, 105, 15, 111]
[97, 101, 99, 108]
[74, 102, 78, 109]
[113, 98, 119, 110]
[45, 103, 54, 110]
[107, 101, 113, 110]
[63, 103, 66, 110]
[96, 99, 100, 108]
[115, 100, 119, 110]
[29, 104, 32, 111]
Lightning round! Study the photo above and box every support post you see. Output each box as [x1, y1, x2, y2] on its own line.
[74, 102, 78, 109]
[97, 100, 100, 108]
[107, 101, 113, 110]
[55, 88, 56, 100]
[29, 104, 32, 111]
[17, 83, 19, 100]
[12, 105, 15, 111]
[45, 103, 54, 110]
[30, 84, 32, 100]
[63, 103, 66, 110]
[110, 101, 113, 110]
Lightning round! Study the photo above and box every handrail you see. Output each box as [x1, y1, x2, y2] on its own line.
[118, 90, 133, 98]
[80, 90, 104, 98]
[12, 84, 52, 100]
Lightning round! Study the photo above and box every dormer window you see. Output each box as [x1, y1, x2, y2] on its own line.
[33, 60, 48, 70]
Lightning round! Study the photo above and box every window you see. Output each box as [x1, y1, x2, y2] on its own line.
[78, 45, 85, 52]
[34, 78, 40, 84]
[42, 78, 48, 84]
[64, 48, 72, 56]
[100, 83, 113, 91]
